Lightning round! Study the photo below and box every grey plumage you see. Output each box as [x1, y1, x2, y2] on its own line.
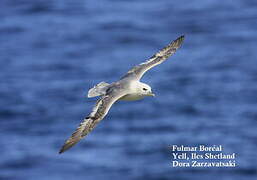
[121, 35, 184, 80]
[87, 81, 110, 98]
[59, 35, 184, 154]
[59, 87, 127, 153]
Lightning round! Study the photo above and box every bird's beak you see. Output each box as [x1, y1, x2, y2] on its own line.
[149, 92, 155, 97]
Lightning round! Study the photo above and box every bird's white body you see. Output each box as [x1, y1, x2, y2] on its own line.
[119, 92, 145, 101]
[88, 80, 154, 101]
[119, 81, 154, 101]
[59, 35, 184, 153]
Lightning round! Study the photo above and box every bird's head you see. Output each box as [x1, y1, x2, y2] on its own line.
[138, 82, 155, 97]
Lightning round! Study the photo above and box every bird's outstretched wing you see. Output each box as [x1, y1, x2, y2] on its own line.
[121, 35, 184, 80]
[59, 88, 126, 154]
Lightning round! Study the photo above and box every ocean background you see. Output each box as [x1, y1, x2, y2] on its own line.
[1, 0, 257, 179]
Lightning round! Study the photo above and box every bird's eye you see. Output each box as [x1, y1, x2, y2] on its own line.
[142, 88, 147, 91]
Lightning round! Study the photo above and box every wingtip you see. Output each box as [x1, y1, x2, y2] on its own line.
[178, 35, 185, 41]
[173, 35, 185, 47]
[58, 147, 69, 154]
[59, 146, 66, 154]
[59, 136, 81, 154]
[58, 142, 74, 154]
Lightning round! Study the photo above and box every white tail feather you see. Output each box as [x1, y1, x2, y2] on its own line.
[87, 82, 110, 98]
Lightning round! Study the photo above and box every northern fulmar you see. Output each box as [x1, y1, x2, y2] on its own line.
[59, 35, 185, 153]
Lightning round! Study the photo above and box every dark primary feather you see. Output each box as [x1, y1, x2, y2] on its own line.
[59, 116, 97, 154]
[121, 35, 184, 80]
[59, 89, 126, 154]
[59, 36, 184, 153]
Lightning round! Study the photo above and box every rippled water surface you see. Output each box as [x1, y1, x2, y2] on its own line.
[1, 0, 257, 179]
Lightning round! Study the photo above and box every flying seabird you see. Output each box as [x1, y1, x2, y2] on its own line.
[59, 35, 185, 153]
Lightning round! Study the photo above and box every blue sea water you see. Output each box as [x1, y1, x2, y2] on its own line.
[0, 0, 257, 179]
